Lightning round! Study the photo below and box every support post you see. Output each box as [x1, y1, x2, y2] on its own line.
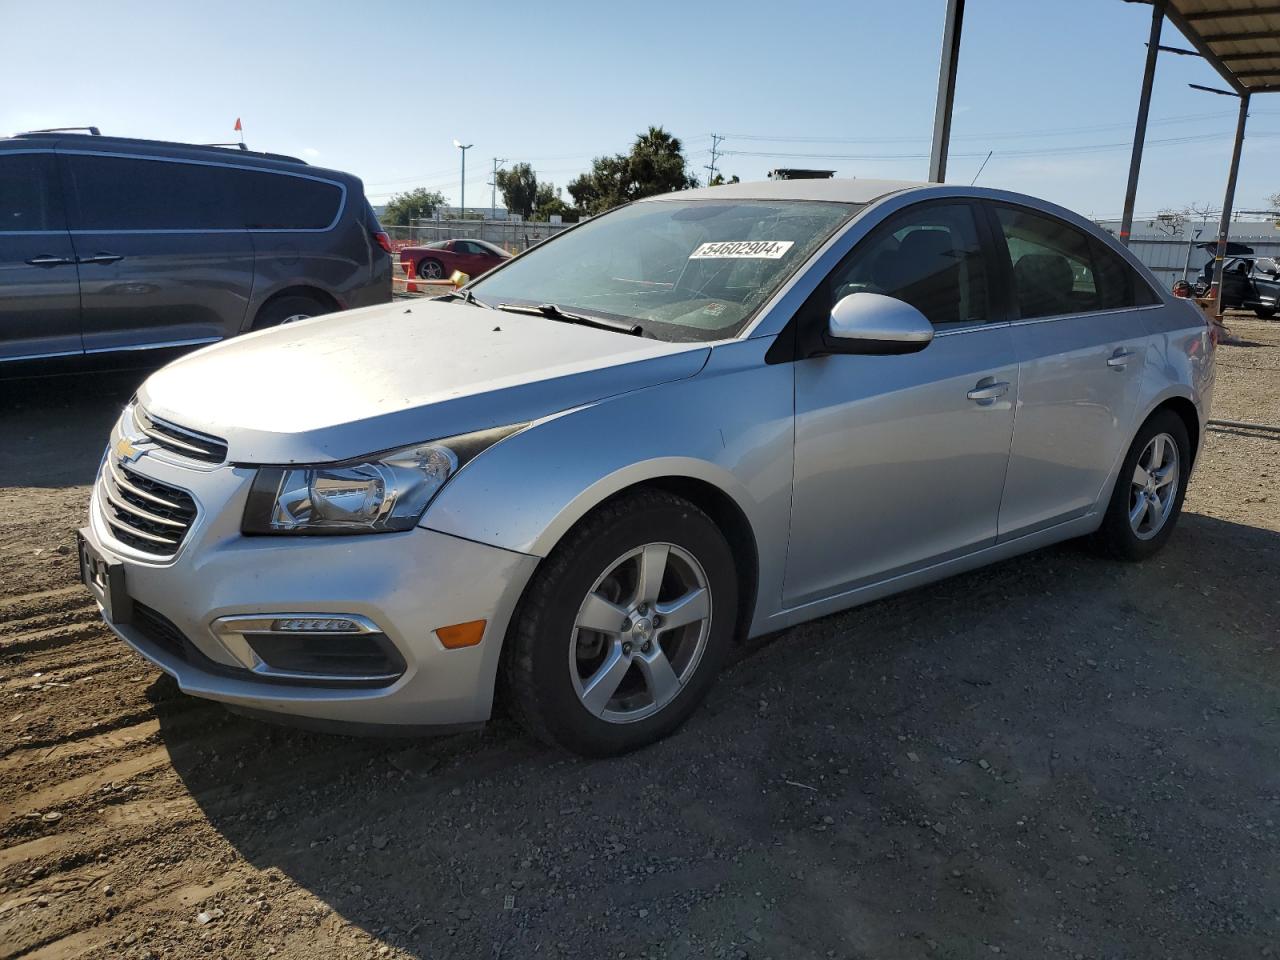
[927, 0, 965, 183]
[1120, 0, 1166, 246]
[1213, 92, 1251, 319]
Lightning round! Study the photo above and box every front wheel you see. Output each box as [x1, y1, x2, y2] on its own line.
[1254, 306, 1275, 319]
[502, 490, 738, 756]
[1093, 411, 1191, 561]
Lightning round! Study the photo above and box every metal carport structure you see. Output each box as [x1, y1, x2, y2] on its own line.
[927, 0, 1280, 317]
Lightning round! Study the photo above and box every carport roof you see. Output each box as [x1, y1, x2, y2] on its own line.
[1165, 0, 1280, 93]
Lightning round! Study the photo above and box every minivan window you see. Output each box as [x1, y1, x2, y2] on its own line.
[0, 153, 64, 232]
[826, 202, 989, 328]
[67, 154, 244, 230]
[470, 199, 857, 342]
[228, 168, 342, 230]
[992, 205, 1157, 318]
[66, 154, 343, 231]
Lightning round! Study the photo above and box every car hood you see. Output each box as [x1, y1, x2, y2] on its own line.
[138, 300, 710, 464]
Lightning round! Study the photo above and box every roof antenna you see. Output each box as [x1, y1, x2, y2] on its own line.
[970, 150, 993, 186]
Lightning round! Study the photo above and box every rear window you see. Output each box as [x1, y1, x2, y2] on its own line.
[228, 168, 342, 230]
[0, 153, 63, 231]
[66, 154, 343, 231]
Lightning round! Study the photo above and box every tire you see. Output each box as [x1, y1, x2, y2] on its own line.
[253, 293, 332, 330]
[1092, 410, 1191, 561]
[418, 258, 445, 280]
[502, 490, 738, 757]
[1254, 307, 1275, 319]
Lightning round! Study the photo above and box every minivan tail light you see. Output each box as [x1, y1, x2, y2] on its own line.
[372, 231, 393, 254]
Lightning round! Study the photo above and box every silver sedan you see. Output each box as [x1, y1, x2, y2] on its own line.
[78, 177, 1215, 755]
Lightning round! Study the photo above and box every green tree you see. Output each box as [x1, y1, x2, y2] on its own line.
[532, 184, 576, 222]
[708, 173, 740, 186]
[496, 162, 539, 219]
[380, 187, 446, 226]
[567, 126, 699, 216]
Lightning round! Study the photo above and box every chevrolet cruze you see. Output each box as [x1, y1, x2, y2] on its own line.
[79, 178, 1215, 756]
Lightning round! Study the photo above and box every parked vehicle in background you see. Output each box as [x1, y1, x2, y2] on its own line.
[0, 130, 392, 368]
[1193, 253, 1279, 317]
[78, 178, 1213, 757]
[400, 238, 511, 280]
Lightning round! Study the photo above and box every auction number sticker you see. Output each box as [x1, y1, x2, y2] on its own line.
[689, 240, 794, 260]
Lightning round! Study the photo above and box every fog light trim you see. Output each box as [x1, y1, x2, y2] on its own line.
[211, 613, 405, 685]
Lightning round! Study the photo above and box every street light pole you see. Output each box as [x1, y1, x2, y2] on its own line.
[453, 139, 473, 222]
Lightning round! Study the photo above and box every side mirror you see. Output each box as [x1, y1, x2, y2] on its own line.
[823, 292, 934, 356]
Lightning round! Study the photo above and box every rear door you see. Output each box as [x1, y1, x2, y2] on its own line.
[987, 202, 1156, 538]
[62, 152, 255, 353]
[0, 151, 82, 361]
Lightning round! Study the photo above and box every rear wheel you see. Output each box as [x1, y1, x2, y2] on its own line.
[1093, 410, 1190, 561]
[503, 490, 737, 756]
[418, 258, 445, 280]
[253, 293, 332, 330]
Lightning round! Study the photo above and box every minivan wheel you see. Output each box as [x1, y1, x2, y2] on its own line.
[1093, 410, 1191, 561]
[253, 294, 332, 330]
[502, 490, 737, 757]
[418, 258, 445, 280]
[1255, 306, 1275, 319]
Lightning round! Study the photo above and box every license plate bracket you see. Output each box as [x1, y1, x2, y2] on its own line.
[76, 528, 132, 626]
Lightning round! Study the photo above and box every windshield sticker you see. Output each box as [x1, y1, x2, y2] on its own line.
[702, 302, 726, 317]
[689, 240, 794, 260]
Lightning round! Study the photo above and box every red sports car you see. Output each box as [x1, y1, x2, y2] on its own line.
[400, 238, 512, 281]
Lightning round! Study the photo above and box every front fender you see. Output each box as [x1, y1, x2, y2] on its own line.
[419, 337, 795, 630]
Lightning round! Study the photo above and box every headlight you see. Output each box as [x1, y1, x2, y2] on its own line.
[242, 424, 524, 535]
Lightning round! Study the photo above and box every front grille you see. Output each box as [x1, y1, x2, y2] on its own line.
[133, 406, 227, 464]
[98, 458, 197, 558]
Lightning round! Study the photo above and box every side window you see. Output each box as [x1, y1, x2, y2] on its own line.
[66, 155, 241, 230]
[994, 205, 1140, 319]
[0, 153, 64, 232]
[826, 203, 989, 328]
[227, 169, 342, 230]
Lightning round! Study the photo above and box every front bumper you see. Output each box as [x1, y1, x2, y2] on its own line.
[84, 448, 538, 729]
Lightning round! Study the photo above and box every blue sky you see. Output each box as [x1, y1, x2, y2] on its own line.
[3, 0, 1277, 222]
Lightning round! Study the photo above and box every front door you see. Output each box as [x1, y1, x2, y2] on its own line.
[0, 151, 82, 362]
[986, 202, 1152, 538]
[61, 152, 255, 353]
[785, 201, 1018, 607]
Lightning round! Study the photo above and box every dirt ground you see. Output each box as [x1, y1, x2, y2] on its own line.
[1, 318, 1277, 960]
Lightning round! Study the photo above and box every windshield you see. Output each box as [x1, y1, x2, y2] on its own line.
[470, 199, 858, 341]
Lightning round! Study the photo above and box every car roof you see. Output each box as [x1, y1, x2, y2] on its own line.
[0, 132, 355, 182]
[644, 177, 927, 205]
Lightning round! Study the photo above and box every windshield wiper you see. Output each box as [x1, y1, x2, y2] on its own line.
[495, 302, 642, 336]
[436, 288, 489, 308]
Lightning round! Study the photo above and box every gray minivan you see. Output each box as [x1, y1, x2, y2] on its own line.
[0, 130, 391, 366]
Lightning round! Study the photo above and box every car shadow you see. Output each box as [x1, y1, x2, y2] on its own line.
[157, 511, 1280, 958]
[0, 368, 150, 489]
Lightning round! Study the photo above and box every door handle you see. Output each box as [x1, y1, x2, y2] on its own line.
[966, 379, 1010, 404]
[78, 252, 123, 265]
[1107, 349, 1136, 369]
[25, 254, 76, 266]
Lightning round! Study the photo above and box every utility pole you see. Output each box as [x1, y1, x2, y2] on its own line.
[490, 156, 508, 220]
[704, 133, 724, 184]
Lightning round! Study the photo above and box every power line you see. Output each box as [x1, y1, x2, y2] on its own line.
[720, 130, 1280, 163]
[721, 108, 1280, 146]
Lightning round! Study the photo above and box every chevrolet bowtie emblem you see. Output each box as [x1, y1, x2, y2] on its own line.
[114, 436, 143, 463]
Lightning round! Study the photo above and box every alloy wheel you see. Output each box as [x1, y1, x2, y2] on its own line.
[1129, 432, 1180, 540]
[569, 543, 712, 724]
